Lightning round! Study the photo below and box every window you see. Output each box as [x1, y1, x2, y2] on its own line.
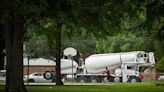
[127, 66, 132, 69]
[33, 73, 42, 76]
[144, 54, 147, 57]
[137, 53, 144, 58]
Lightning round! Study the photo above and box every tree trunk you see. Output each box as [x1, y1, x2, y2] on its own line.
[55, 21, 63, 85]
[0, 23, 5, 70]
[5, 0, 27, 92]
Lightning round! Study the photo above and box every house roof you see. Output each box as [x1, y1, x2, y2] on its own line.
[23, 58, 56, 66]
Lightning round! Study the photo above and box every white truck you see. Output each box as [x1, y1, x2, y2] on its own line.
[44, 51, 155, 83]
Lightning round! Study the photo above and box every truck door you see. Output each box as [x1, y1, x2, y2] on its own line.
[148, 52, 155, 64]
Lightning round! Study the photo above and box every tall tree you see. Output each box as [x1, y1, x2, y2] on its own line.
[2, 0, 27, 92]
[0, 0, 5, 71]
[0, 23, 5, 70]
[2, 0, 48, 90]
[44, 0, 113, 85]
[55, 21, 63, 85]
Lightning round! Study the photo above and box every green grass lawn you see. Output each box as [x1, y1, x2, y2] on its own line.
[0, 82, 164, 92]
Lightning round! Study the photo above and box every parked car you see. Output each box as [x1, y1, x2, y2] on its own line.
[24, 72, 52, 82]
[158, 75, 164, 81]
[0, 70, 6, 82]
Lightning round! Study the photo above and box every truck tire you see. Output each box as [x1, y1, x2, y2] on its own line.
[128, 77, 139, 83]
[114, 77, 120, 82]
[90, 76, 101, 83]
[77, 77, 87, 83]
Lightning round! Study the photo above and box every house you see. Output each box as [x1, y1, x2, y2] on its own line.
[23, 58, 56, 75]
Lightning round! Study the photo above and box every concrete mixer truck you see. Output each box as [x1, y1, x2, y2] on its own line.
[44, 51, 155, 83]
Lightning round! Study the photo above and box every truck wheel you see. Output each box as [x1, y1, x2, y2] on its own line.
[90, 76, 100, 83]
[128, 77, 139, 83]
[77, 77, 87, 83]
[114, 77, 120, 82]
[91, 78, 98, 83]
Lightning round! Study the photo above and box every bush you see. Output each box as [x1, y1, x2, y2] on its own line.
[156, 56, 164, 72]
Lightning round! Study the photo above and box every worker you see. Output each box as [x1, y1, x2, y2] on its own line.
[105, 67, 111, 84]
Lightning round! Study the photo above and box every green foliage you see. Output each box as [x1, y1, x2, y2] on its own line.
[96, 34, 154, 53]
[23, 0, 48, 20]
[20, 0, 163, 72]
[25, 34, 50, 58]
[153, 40, 164, 61]
[62, 39, 96, 56]
[156, 56, 164, 72]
